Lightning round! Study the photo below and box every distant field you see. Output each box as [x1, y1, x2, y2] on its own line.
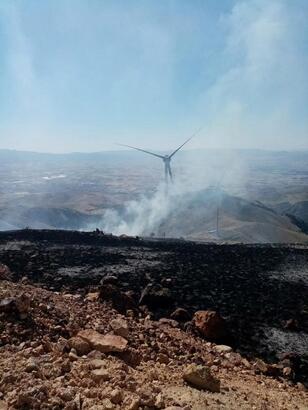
[0, 149, 308, 243]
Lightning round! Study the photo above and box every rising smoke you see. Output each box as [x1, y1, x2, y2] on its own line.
[95, 150, 247, 237]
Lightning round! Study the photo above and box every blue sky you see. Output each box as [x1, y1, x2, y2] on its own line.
[0, 0, 307, 152]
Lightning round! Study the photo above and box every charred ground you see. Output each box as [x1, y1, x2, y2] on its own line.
[0, 229, 307, 381]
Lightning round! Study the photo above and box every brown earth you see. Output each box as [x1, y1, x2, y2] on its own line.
[0, 280, 307, 409]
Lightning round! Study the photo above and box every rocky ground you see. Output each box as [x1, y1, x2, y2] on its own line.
[0, 230, 308, 409]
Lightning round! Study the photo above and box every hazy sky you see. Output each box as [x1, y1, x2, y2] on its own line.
[0, 0, 307, 153]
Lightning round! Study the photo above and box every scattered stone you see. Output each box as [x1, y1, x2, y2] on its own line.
[242, 358, 251, 368]
[0, 264, 12, 281]
[158, 318, 179, 328]
[170, 307, 190, 322]
[225, 352, 242, 366]
[0, 294, 31, 319]
[99, 284, 135, 313]
[0, 298, 15, 313]
[117, 348, 141, 367]
[55, 337, 70, 354]
[25, 358, 39, 372]
[193, 310, 227, 342]
[282, 367, 293, 378]
[101, 398, 114, 409]
[297, 382, 307, 392]
[15, 293, 31, 319]
[87, 350, 104, 360]
[123, 395, 140, 410]
[85, 292, 100, 302]
[78, 329, 128, 353]
[254, 358, 268, 374]
[89, 359, 106, 369]
[110, 388, 123, 404]
[69, 351, 79, 361]
[68, 336, 91, 356]
[101, 275, 118, 285]
[91, 368, 110, 382]
[157, 353, 169, 364]
[214, 345, 232, 354]
[110, 317, 129, 338]
[183, 364, 220, 392]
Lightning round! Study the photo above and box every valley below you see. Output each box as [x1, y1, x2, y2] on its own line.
[1, 149, 308, 244]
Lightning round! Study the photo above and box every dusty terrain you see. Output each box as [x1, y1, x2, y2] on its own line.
[1, 149, 308, 243]
[0, 230, 308, 409]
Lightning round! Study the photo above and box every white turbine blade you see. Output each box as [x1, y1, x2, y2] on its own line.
[116, 143, 165, 159]
[168, 126, 202, 158]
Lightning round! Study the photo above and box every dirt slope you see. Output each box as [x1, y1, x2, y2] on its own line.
[0, 280, 307, 410]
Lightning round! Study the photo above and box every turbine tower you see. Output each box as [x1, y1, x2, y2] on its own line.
[118, 128, 200, 183]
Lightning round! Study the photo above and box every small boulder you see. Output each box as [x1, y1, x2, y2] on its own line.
[193, 310, 227, 342]
[0, 264, 12, 281]
[214, 345, 232, 354]
[68, 337, 91, 356]
[110, 317, 129, 338]
[158, 318, 179, 328]
[89, 359, 106, 369]
[253, 358, 268, 374]
[15, 293, 31, 319]
[170, 307, 190, 322]
[91, 368, 110, 382]
[110, 388, 123, 404]
[0, 294, 31, 319]
[85, 292, 100, 302]
[25, 358, 39, 373]
[0, 298, 15, 313]
[101, 275, 118, 285]
[99, 284, 135, 313]
[77, 329, 127, 353]
[183, 364, 220, 392]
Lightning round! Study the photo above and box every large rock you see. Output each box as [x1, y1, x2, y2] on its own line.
[193, 310, 227, 342]
[77, 329, 127, 353]
[183, 364, 220, 392]
[139, 284, 173, 309]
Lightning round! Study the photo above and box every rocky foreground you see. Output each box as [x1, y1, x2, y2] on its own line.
[0, 230, 308, 409]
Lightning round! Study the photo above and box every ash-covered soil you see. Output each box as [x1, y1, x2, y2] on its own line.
[1, 230, 307, 360]
[0, 229, 308, 377]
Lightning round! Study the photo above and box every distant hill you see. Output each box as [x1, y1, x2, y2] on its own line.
[0, 207, 99, 231]
[277, 201, 308, 225]
[154, 189, 308, 243]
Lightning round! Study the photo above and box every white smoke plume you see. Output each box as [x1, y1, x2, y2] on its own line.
[95, 149, 247, 237]
[99, 183, 171, 236]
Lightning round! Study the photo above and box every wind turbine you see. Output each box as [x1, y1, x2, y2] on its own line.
[118, 128, 201, 183]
